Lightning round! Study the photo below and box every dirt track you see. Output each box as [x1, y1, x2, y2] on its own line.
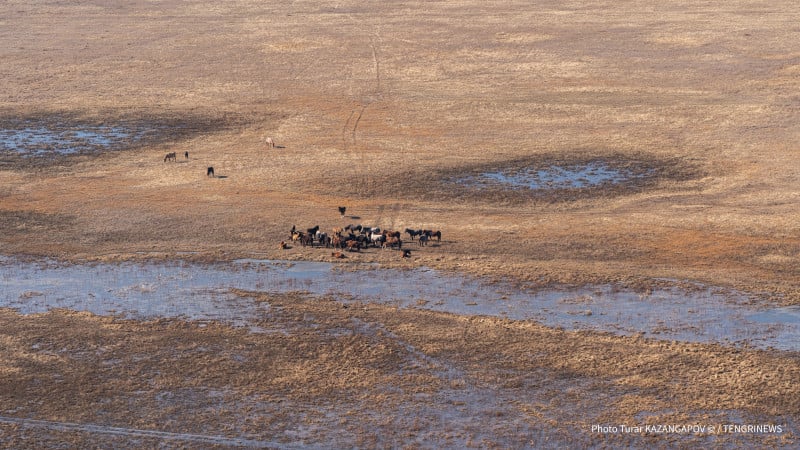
[1, 0, 799, 447]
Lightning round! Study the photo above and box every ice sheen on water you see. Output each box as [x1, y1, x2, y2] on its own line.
[1, 257, 797, 351]
[456, 162, 652, 190]
[0, 125, 141, 155]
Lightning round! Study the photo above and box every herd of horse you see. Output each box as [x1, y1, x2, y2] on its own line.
[163, 150, 216, 177]
[283, 223, 442, 254]
[163, 136, 277, 178]
[162, 138, 441, 257]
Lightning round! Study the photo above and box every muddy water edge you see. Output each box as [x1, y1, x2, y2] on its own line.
[0, 112, 243, 169]
[0, 256, 797, 447]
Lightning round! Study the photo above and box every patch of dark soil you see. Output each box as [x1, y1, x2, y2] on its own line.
[357, 153, 702, 205]
[0, 109, 253, 170]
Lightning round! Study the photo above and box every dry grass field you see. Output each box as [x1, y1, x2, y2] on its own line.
[1, 0, 799, 447]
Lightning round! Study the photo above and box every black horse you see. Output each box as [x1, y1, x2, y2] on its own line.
[405, 228, 422, 240]
[338, 206, 346, 217]
[207, 167, 214, 177]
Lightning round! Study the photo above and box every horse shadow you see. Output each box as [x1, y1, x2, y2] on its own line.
[348, 215, 361, 220]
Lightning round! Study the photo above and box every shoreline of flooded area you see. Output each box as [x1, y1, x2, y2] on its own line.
[2, 256, 798, 351]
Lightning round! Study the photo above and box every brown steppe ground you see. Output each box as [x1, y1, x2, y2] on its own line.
[1, 0, 799, 447]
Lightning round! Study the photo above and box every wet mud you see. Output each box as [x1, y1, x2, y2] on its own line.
[0, 111, 247, 168]
[453, 161, 654, 191]
[0, 293, 796, 449]
[354, 153, 701, 204]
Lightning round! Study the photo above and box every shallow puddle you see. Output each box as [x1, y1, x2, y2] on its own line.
[0, 113, 221, 160]
[1, 257, 797, 351]
[454, 162, 654, 191]
[0, 123, 149, 156]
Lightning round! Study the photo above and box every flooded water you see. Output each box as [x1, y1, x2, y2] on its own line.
[0, 123, 152, 156]
[1, 257, 797, 351]
[454, 162, 654, 191]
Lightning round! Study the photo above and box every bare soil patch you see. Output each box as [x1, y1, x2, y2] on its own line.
[361, 152, 702, 205]
[0, 110, 252, 169]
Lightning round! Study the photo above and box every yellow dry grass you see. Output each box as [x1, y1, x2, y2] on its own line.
[1, 0, 799, 446]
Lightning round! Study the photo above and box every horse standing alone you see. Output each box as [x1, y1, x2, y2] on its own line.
[265, 137, 275, 148]
[207, 167, 215, 177]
